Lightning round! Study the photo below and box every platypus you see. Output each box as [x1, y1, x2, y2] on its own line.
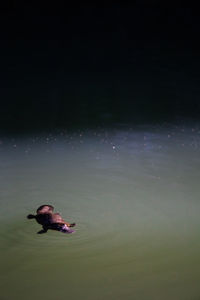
[27, 205, 76, 234]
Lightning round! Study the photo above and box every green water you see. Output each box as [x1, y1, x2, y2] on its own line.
[1, 124, 200, 300]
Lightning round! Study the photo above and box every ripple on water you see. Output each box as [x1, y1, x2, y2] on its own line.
[1, 217, 128, 262]
[0, 220, 92, 250]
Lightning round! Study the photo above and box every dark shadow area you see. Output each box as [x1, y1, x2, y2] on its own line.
[1, 96, 200, 134]
[1, 2, 200, 134]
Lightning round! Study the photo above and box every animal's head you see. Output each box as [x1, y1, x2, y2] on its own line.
[36, 205, 54, 214]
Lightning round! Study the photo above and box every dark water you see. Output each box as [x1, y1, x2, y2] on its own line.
[1, 123, 200, 300]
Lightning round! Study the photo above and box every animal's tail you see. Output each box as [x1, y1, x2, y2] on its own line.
[27, 214, 36, 219]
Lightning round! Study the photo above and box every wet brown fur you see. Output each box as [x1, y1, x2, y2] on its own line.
[27, 205, 76, 234]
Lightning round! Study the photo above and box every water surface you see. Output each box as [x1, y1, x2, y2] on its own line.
[1, 123, 200, 300]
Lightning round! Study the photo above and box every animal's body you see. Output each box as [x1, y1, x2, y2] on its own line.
[27, 205, 76, 234]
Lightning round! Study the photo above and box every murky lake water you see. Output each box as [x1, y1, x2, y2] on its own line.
[1, 123, 200, 300]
